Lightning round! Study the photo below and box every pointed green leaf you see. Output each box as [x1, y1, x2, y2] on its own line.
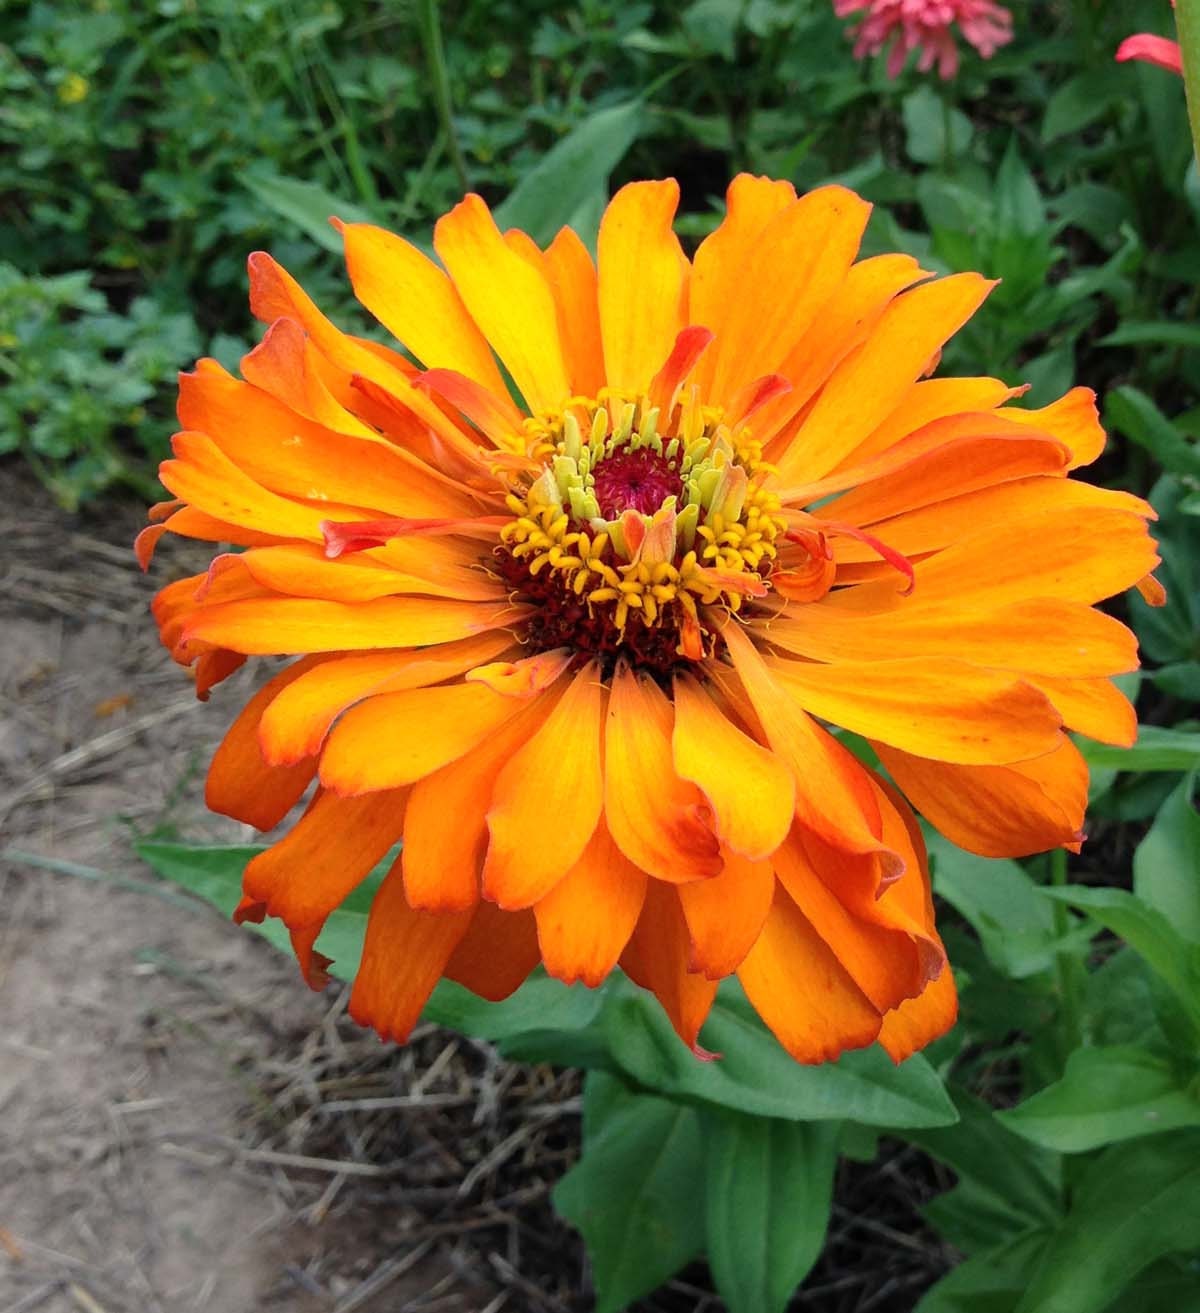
[554, 1078, 705, 1313]
[423, 972, 604, 1042]
[1000, 1046, 1200, 1153]
[493, 101, 643, 247]
[1080, 725, 1200, 772]
[995, 139, 1045, 237]
[242, 170, 380, 253]
[928, 834, 1059, 979]
[916, 1230, 1051, 1313]
[1014, 1131, 1200, 1313]
[1042, 885, 1200, 1031]
[135, 838, 381, 977]
[603, 985, 958, 1128]
[908, 1087, 1062, 1239]
[1104, 387, 1200, 481]
[1134, 775, 1200, 943]
[702, 1113, 837, 1313]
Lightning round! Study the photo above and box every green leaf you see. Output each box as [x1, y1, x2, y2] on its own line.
[241, 169, 380, 254]
[136, 841, 613, 1055]
[423, 971, 604, 1042]
[1014, 1131, 1200, 1313]
[1105, 1261, 1200, 1313]
[1051, 183, 1133, 243]
[1101, 322, 1200, 351]
[928, 834, 1059, 979]
[1134, 775, 1200, 942]
[681, 0, 742, 60]
[1104, 386, 1200, 481]
[902, 86, 973, 165]
[493, 101, 643, 247]
[1042, 885, 1200, 1031]
[995, 139, 1045, 238]
[999, 1046, 1200, 1153]
[909, 1087, 1062, 1245]
[604, 985, 959, 1128]
[1131, 477, 1200, 666]
[1019, 340, 1078, 410]
[135, 839, 380, 977]
[1083, 947, 1169, 1050]
[702, 1114, 837, 1313]
[554, 1076, 706, 1313]
[1153, 661, 1200, 701]
[1080, 724, 1200, 772]
[135, 841, 263, 906]
[916, 1230, 1051, 1313]
[1042, 71, 1126, 142]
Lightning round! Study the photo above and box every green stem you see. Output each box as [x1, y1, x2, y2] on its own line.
[941, 94, 956, 174]
[417, 0, 469, 194]
[1177, 0, 1200, 160]
[1050, 847, 1084, 1069]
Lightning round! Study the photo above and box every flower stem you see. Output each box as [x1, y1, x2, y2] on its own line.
[1049, 846, 1084, 1069]
[417, 0, 469, 194]
[1176, 0, 1200, 159]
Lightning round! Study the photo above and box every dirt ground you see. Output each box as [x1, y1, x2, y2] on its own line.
[0, 467, 950, 1313]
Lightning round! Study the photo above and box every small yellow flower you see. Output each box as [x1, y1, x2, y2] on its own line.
[58, 73, 89, 105]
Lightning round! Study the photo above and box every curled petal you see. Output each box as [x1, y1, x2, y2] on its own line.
[1116, 34, 1184, 75]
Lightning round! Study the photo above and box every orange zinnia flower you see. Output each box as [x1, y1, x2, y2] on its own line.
[140, 176, 1159, 1065]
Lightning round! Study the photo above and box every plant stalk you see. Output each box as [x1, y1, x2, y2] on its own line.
[417, 0, 469, 193]
[1049, 846, 1084, 1069]
[1176, 0, 1200, 158]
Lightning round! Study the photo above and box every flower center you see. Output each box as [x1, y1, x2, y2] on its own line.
[592, 447, 682, 518]
[496, 391, 786, 677]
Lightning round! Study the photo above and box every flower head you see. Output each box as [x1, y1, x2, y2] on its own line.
[141, 175, 1159, 1065]
[835, 0, 1014, 79]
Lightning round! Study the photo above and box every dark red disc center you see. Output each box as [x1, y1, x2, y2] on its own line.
[591, 448, 682, 518]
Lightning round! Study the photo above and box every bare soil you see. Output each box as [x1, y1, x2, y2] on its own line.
[0, 468, 950, 1313]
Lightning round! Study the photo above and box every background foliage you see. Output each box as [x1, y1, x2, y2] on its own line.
[6, 0, 1200, 1308]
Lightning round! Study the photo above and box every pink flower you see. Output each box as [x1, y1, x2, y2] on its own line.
[834, 0, 1014, 80]
[1116, 33, 1183, 75]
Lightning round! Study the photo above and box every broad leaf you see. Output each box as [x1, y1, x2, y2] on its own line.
[1080, 725, 1200, 773]
[1014, 1131, 1200, 1313]
[928, 834, 1060, 979]
[554, 1074, 706, 1313]
[1083, 948, 1168, 1050]
[916, 1230, 1051, 1313]
[1042, 886, 1200, 1031]
[135, 840, 263, 907]
[995, 139, 1045, 238]
[1104, 386, 1200, 481]
[702, 1113, 837, 1313]
[424, 972, 604, 1041]
[242, 170, 380, 254]
[136, 841, 608, 1044]
[999, 1045, 1200, 1153]
[1105, 1261, 1200, 1313]
[902, 86, 972, 165]
[1133, 775, 1200, 942]
[603, 984, 958, 1128]
[909, 1088, 1061, 1246]
[493, 101, 642, 247]
[1042, 71, 1127, 143]
[136, 839, 382, 978]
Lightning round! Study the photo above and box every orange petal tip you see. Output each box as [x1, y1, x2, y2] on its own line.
[1136, 573, 1167, 607]
[233, 895, 267, 925]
